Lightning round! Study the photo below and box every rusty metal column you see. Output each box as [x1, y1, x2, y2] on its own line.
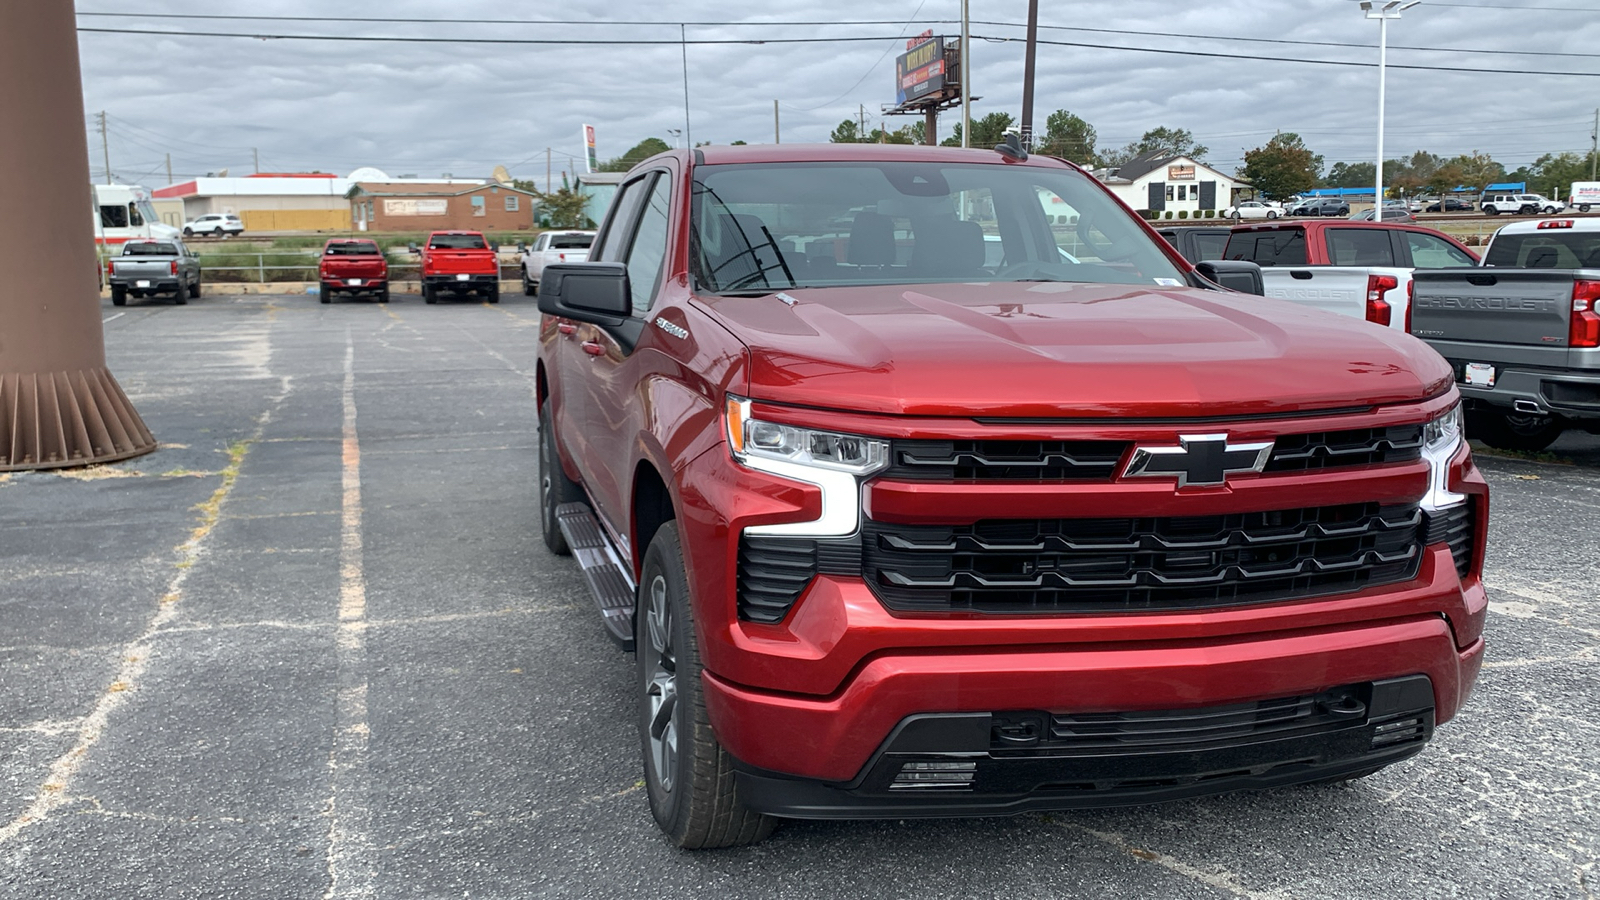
[0, 2, 155, 470]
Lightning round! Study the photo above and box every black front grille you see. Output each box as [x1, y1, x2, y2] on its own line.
[888, 425, 1423, 482]
[885, 439, 1128, 481]
[862, 502, 1423, 614]
[1263, 424, 1424, 472]
[1423, 501, 1476, 579]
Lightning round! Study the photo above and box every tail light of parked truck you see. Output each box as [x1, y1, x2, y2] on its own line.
[169, 260, 178, 276]
[1404, 279, 1415, 333]
[1366, 274, 1399, 326]
[1572, 280, 1600, 348]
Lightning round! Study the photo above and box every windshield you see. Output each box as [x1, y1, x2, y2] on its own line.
[326, 241, 381, 256]
[429, 234, 487, 250]
[689, 161, 1184, 293]
[123, 242, 176, 256]
[1485, 231, 1600, 268]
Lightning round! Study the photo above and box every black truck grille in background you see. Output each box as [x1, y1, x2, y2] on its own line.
[737, 536, 861, 623]
[1423, 501, 1476, 579]
[862, 503, 1423, 614]
[887, 424, 1423, 482]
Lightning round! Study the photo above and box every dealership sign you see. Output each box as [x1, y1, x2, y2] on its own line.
[1167, 165, 1196, 181]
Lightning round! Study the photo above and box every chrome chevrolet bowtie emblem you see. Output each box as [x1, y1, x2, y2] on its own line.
[1122, 434, 1274, 488]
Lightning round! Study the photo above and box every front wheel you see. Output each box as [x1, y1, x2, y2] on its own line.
[522, 267, 535, 296]
[188, 277, 201, 299]
[1484, 206, 1500, 216]
[183, 228, 194, 237]
[1266, 210, 1278, 219]
[636, 522, 775, 849]
[1471, 407, 1565, 452]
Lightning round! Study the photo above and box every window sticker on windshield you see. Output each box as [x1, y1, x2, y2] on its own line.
[1153, 277, 1183, 287]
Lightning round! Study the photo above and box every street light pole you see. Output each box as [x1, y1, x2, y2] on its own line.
[960, 0, 970, 148]
[1362, 0, 1419, 216]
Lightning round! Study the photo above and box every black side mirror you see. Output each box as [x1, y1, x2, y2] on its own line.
[516, 242, 526, 252]
[1196, 259, 1265, 296]
[539, 262, 631, 319]
[490, 242, 500, 252]
[407, 242, 418, 254]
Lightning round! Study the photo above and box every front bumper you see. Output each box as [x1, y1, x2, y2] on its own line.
[733, 674, 1446, 818]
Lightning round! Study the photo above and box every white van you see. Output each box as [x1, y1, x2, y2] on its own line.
[92, 184, 180, 245]
[1570, 181, 1600, 213]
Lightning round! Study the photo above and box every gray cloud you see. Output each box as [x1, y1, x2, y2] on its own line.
[76, 0, 1600, 188]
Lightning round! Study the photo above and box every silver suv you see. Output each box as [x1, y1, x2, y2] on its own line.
[1480, 193, 1564, 216]
[183, 213, 245, 237]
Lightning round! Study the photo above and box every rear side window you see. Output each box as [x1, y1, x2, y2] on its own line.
[1326, 228, 1396, 266]
[1405, 232, 1475, 268]
[550, 235, 594, 249]
[1485, 233, 1600, 268]
[1225, 229, 1307, 266]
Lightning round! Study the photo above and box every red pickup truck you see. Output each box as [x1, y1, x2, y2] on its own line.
[318, 239, 389, 303]
[537, 144, 1487, 848]
[411, 230, 500, 304]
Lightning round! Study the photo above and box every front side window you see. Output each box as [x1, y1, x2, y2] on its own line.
[100, 205, 128, 228]
[1406, 232, 1475, 268]
[689, 161, 1184, 293]
[624, 175, 672, 313]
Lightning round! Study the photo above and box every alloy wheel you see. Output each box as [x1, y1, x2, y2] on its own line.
[644, 574, 678, 794]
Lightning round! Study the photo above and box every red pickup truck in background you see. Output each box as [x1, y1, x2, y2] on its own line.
[411, 230, 501, 304]
[536, 143, 1487, 848]
[318, 239, 389, 303]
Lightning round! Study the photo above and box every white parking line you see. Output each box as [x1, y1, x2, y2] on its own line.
[324, 333, 374, 899]
[102, 312, 125, 324]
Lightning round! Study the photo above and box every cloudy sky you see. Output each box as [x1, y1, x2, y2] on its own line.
[76, 1, 1600, 189]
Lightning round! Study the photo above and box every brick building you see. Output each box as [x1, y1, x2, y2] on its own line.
[349, 182, 539, 232]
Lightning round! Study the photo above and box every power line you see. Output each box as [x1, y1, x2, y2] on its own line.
[74, 26, 1600, 78]
[786, 0, 929, 112]
[75, 11, 1600, 59]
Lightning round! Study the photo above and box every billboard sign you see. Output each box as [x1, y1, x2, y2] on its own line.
[583, 124, 597, 173]
[1167, 165, 1196, 181]
[895, 36, 946, 106]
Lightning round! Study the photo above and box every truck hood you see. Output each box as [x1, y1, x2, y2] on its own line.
[694, 282, 1452, 418]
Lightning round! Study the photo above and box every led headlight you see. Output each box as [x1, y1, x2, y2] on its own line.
[1420, 402, 1465, 510]
[725, 395, 888, 536]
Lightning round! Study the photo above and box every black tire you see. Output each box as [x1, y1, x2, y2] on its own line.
[1266, 210, 1278, 219]
[636, 522, 776, 849]
[487, 284, 500, 304]
[1471, 407, 1565, 453]
[522, 267, 535, 296]
[183, 227, 194, 237]
[1581, 204, 1592, 213]
[174, 292, 187, 306]
[423, 283, 437, 304]
[539, 405, 584, 555]
[320, 283, 333, 304]
[377, 287, 390, 303]
[1485, 206, 1500, 216]
[111, 285, 127, 307]
[188, 277, 201, 299]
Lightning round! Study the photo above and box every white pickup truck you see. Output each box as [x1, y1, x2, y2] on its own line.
[1222, 221, 1479, 332]
[518, 230, 595, 296]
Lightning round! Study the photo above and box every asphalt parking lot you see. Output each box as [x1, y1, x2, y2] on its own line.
[2, 291, 1596, 899]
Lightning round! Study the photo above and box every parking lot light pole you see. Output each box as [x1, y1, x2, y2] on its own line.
[1362, 0, 1420, 216]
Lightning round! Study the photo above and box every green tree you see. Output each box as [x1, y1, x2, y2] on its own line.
[1239, 133, 1321, 202]
[940, 112, 1016, 148]
[597, 137, 672, 172]
[1440, 151, 1505, 191]
[528, 184, 590, 228]
[1519, 151, 1599, 197]
[1036, 109, 1097, 165]
[1325, 161, 1375, 188]
[830, 119, 864, 143]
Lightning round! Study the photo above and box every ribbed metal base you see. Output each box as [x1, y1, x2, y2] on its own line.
[0, 367, 156, 471]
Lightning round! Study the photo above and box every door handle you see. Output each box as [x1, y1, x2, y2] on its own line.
[581, 341, 605, 356]
[557, 323, 577, 335]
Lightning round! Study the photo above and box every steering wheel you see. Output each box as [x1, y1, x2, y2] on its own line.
[1074, 216, 1135, 261]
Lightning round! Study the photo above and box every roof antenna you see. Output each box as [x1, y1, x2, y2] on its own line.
[994, 130, 1028, 161]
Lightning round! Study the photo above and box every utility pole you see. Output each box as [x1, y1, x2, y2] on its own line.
[859, 103, 866, 140]
[1591, 107, 1597, 181]
[774, 99, 780, 144]
[960, 0, 970, 148]
[680, 24, 691, 147]
[165, 153, 171, 185]
[252, 147, 259, 174]
[97, 110, 111, 183]
[1020, 0, 1039, 150]
[546, 147, 552, 193]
